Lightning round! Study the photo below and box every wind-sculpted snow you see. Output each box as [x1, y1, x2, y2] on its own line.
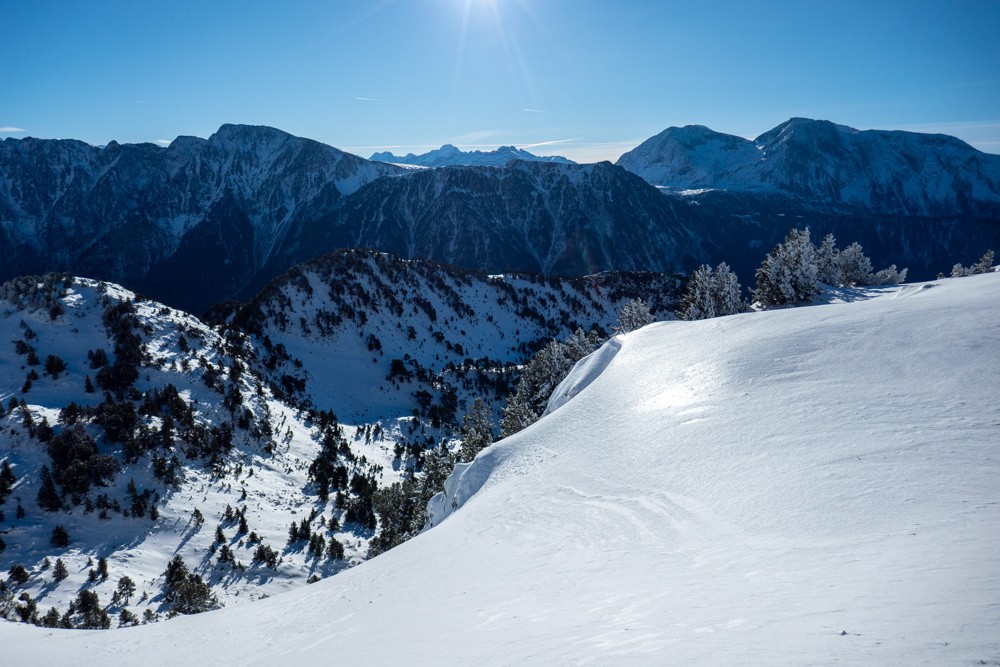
[541, 334, 623, 417]
[5, 273, 996, 664]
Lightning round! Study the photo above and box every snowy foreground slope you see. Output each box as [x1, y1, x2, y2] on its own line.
[4, 274, 999, 664]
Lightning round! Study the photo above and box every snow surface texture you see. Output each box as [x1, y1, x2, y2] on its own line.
[3, 274, 999, 664]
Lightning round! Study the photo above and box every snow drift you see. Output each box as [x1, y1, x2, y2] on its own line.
[2, 274, 998, 664]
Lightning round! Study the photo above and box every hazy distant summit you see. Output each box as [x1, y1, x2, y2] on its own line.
[617, 117, 1000, 218]
[370, 143, 575, 168]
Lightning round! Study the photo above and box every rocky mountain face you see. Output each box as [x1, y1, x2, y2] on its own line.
[617, 117, 1000, 218]
[370, 144, 574, 167]
[267, 160, 712, 294]
[0, 125, 404, 312]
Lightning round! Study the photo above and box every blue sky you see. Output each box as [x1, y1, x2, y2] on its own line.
[2, 0, 998, 162]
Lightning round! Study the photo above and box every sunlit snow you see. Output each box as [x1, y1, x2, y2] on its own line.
[2, 273, 998, 665]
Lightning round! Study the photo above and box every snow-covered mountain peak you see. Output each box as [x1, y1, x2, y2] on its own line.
[618, 117, 1000, 217]
[368, 143, 575, 168]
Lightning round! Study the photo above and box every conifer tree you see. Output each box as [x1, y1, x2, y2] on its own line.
[0, 460, 15, 504]
[754, 228, 818, 306]
[614, 298, 655, 334]
[36, 465, 61, 512]
[458, 398, 493, 463]
[53, 558, 68, 581]
[115, 576, 136, 605]
[815, 233, 840, 284]
[973, 249, 995, 274]
[836, 242, 873, 286]
[50, 525, 70, 548]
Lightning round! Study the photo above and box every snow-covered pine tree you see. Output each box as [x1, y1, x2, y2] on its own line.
[712, 262, 745, 316]
[836, 242, 873, 286]
[973, 249, 995, 274]
[816, 233, 840, 284]
[676, 265, 716, 321]
[754, 228, 818, 306]
[678, 263, 745, 320]
[870, 265, 907, 285]
[458, 398, 493, 463]
[614, 298, 654, 334]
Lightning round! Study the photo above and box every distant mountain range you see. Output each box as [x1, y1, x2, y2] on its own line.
[2, 119, 998, 312]
[616, 117, 1000, 218]
[0, 125, 405, 311]
[369, 144, 574, 167]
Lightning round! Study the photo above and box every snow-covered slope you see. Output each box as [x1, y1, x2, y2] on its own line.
[0, 274, 421, 623]
[370, 144, 574, 167]
[5, 273, 996, 664]
[235, 247, 678, 431]
[618, 118, 1000, 217]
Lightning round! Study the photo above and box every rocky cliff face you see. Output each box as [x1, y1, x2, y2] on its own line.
[0, 125, 403, 311]
[272, 160, 710, 286]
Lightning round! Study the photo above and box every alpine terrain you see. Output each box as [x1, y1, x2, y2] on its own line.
[1, 270, 996, 664]
[0, 251, 677, 628]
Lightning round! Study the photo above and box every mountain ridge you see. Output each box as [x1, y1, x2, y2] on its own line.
[617, 117, 1000, 218]
[369, 143, 574, 167]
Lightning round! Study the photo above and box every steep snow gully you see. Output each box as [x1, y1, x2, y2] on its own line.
[3, 274, 999, 665]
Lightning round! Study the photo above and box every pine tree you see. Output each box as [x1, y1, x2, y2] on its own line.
[754, 228, 818, 306]
[50, 525, 70, 548]
[162, 555, 216, 614]
[115, 576, 136, 605]
[327, 537, 345, 560]
[973, 249, 995, 274]
[836, 242, 873, 286]
[458, 398, 493, 463]
[500, 328, 603, 438]
[677, 263, 744, 320]
[870, 264, 907, 285]
[53, 558, 68, 581]
[36, 465, 61, 512]
[676, 265, 716, 320]
[614, 298, 655, 334]
[0, 460, 15, 503]
[712, 262, 744, 316]
[816, 233, 840, 284]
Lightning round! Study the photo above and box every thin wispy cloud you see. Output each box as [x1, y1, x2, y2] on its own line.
[519, 138, 580, 149]
[154, 139, 171, 146]
[0, 126, 27, 133]
[521, 108, 544, 113]
[354, 97, 377, 102]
